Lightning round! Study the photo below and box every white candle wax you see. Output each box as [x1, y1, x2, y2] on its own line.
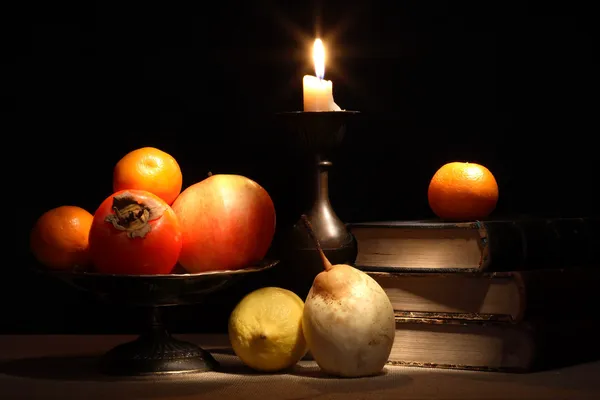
[302, 39, 342, 112]
[303, 75, 341, 111]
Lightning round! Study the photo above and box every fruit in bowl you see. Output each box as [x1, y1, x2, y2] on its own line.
[30, 205, 94, 270]
[172, 174, 276, 273]
[113, 147, 182, 206]
[31, 147, 276, 277]
[88, 189, 182, 275]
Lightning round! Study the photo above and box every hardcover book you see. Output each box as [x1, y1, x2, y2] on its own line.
[348, 217, 599, 272]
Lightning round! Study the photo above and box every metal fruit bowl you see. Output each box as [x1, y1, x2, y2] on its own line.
[42, 259, 280, 376]
[49, 259, 278, 307]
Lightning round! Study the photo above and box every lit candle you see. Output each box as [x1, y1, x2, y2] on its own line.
[303, 39, 342, 112]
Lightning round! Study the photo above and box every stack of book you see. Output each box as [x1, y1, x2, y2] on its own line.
[347, 217, 600, 372]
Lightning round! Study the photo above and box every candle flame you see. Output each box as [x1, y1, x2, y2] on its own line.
[313, 38, 325, 80]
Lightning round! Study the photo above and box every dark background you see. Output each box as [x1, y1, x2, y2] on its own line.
[8, 1, 596, 334]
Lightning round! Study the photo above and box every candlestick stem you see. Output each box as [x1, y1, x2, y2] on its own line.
[276, 111, 359, 299]
[316, 157, 331, 205]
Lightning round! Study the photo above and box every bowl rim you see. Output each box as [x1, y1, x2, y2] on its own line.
[41, 259, 279, 280]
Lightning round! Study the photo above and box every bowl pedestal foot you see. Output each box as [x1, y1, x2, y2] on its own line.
[100, 307, 219, 376]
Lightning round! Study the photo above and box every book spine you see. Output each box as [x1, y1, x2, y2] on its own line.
[481, 218, 599, 272]
[517, 268, 600, 321]
[350, 218, 599, 273]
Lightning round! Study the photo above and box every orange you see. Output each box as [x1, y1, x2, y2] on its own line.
[30, 205, 94, 270]
[113, 147, 182, 205]
[428, 161, 499, 220]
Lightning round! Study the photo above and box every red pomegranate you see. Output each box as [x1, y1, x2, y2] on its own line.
[171, 174, 276, 273]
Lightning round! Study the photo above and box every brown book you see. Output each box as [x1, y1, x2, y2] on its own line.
[389, 317, 600, 372]
[368, 268, 599, 322]
[348, 217, 599, 272]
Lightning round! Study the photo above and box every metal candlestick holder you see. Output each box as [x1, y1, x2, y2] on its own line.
[277, 111, 360, 298]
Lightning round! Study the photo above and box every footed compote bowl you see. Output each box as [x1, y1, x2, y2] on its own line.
[43, 259, 279, 376]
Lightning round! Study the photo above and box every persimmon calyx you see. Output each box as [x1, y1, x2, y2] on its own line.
[104, 192, 166, 239]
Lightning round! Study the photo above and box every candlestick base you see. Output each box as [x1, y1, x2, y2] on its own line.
[276, 111, 360, 299]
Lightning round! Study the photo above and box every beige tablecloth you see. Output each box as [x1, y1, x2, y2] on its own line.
[0, 334, 598, 399]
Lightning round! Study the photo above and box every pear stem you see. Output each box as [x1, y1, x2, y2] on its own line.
[300, 214, 333, 272]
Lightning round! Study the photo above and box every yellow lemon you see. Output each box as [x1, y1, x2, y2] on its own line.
[228, 287, 308, 372]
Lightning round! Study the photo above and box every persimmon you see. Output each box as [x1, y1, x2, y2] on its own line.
[30, 205, 94, 270]
[113, 147, 182, 205]
[428, 161, 499, 221]
[88, 189, 182, 275]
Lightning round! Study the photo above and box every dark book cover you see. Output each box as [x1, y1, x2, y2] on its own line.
[369, 267, 600, 323]
[348, 217, 599, 272]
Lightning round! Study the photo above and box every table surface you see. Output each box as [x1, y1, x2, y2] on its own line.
[1, 334, 598, 400]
